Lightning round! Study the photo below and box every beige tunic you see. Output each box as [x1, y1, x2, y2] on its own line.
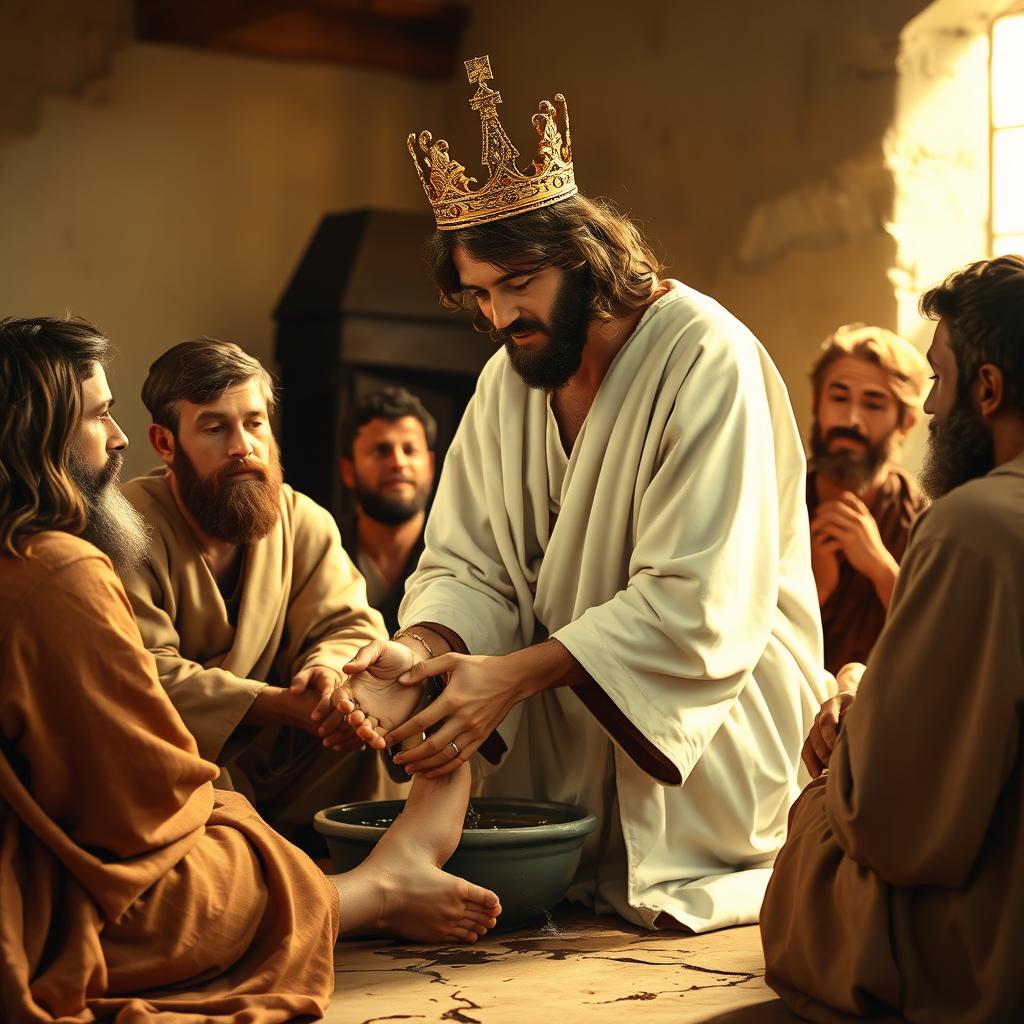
[120, 469, 388, 845]
[0, 533, 339, 1023]
[402, 281, 829, 932]
[761, 451, 1024, 1022]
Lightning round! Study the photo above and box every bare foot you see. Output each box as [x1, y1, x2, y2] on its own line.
[339, 640, 428, 749]
[332, 765, 502, 942]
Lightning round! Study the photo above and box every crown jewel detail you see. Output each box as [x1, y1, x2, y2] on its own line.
[408, 55, 577, 231]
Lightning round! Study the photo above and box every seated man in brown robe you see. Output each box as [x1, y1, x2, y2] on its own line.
[806, 324, 929, 674]
[0, 316, 500, 1023]
[761, 256, 1024, 1021]
[119, 340, 390, 852]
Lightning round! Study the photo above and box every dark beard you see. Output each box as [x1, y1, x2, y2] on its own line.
[173, 441, 283, 544]
[810, 423, 893, 493]
[919, 394, 995, 499]
[492, 268, 594, 390]
[67, 449, 151, 574]
[354, 480, 429, 527]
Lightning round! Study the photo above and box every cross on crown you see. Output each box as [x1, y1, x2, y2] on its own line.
[406, 54, 577, 231]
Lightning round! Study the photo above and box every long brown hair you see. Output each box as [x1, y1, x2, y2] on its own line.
[0, 317, 109, 555]
[424, 193, 664, 329]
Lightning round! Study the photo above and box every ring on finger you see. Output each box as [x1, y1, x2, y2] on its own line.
[448, 739, 460, 758]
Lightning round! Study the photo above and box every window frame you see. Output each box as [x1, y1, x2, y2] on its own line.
[990, 2, 1024, 256]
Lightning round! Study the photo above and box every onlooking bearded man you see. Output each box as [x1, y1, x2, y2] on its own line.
[119, 339, 389, 854]
[761, 255, 1024, 1022]
[338, 387, 436, 636]
[805, 325, 930, 673]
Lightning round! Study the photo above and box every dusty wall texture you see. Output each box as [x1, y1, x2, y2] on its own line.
[448, 0, 934, 460]
[0, 0, 1006, 477]
[892, 0, 1000, 468]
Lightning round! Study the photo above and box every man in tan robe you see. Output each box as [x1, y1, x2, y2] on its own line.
[0, 316, 501, 1022]
[120, 339, 389, 852]
[806, 325, 929, 674]
[761, 256, 1024, 1021]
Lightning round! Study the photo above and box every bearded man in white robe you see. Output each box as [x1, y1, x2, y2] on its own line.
[338, 56, 828, 932]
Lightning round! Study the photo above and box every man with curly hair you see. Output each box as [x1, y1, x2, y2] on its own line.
[337, 386, 437, 636]
[762, 256, 1024, 1021]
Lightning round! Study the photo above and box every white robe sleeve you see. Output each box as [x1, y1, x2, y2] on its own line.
[399, 357, 539, 656]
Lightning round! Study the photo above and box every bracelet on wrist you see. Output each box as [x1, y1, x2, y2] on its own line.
[392, 628, 435, 660]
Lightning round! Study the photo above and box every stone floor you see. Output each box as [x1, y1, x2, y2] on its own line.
[330, 906, 800, 1023]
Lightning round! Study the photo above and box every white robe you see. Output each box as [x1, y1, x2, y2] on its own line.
[401, 280, 828, 931]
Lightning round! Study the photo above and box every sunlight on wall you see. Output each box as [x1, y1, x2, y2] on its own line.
[889, 0, 1005, 472]
[991, 11, 1024, 254]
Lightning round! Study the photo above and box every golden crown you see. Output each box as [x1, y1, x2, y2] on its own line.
[408, 55, 576, 231]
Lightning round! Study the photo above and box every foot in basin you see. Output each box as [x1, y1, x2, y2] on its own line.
[332, 763, 502, 942]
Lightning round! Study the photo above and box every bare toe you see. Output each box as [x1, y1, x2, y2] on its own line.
[457, 915, 494, 937]
[465, 884, 501, 914]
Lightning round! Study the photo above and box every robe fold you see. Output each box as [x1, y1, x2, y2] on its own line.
[401, 280, 828, 931]
[761, 452, 1024, 1022]
[0, 532, 339, 1023]
[120, 471, 388, 843]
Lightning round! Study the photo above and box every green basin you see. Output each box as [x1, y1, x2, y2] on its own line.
[314, 797, 598, 931]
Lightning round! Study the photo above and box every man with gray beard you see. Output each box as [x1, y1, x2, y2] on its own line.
[761, 255, 1024, 1022]
[68, 441, 151, 575]
[119, 339, 389, 854]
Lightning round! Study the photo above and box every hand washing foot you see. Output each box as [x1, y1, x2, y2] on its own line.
[336, 639, 432, 750]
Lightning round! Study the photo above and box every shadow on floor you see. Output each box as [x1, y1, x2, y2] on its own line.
[701, 998, 802, 1022]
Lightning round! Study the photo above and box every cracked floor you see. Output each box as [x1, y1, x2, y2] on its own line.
[329, 907, 800, 1023]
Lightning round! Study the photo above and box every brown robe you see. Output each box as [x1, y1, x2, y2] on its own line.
[0, 532, 339, 1023]
[807, 468, 927, 675]
[762, 452, 1024, 1022]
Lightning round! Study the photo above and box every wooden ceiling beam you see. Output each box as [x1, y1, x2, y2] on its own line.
[134, 0, 469, 79]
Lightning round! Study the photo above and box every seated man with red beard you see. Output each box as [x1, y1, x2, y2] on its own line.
[120, 339, 388, 853]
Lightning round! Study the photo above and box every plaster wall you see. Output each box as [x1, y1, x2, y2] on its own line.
[449, 0, 934, 456]
[892, 0, 1001, 470]
[0, 0, 1005, 480]
[0, 3, 441, 478]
